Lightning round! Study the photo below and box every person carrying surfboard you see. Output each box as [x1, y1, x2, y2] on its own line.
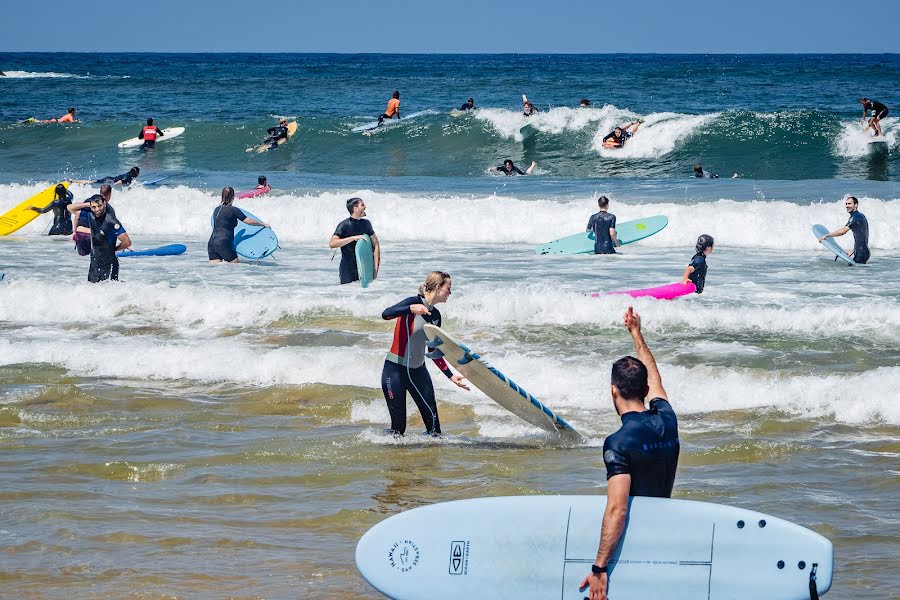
[682, 234, 714, 292]
[208, 187, 270, 264]
[580, 306, 679, 600]
[377, 91, 401, 126]
[380, 271, 470, 437]
[817, 195, 870, 264]
[329, 198, 380, 284]
[859, 97, 888, 137]
[29, 183, 74, 236]
[586, 196, 621, 254]
[138, 118, 164, 149]
[66, 194, 131, 282]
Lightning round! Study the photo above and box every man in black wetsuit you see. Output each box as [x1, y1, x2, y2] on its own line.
[67, 194, 131, 282]
[490, 159, 537, 176]
[458, 98, 476, 111]
[74, 166, 140, 186]
[265, 118, 289, 149]
[586, 196, 620, 254]
[860, 97, 888, 137]
[328, 197, 381, 284]
[818, 195, 870, 264]
[29, 183, 74, 236]
[580, 307, 679, 600]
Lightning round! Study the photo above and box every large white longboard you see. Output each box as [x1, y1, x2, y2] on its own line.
[117, 127, 185, 148]
[357, 495, 833, 600]
[423, 324, 581, 440]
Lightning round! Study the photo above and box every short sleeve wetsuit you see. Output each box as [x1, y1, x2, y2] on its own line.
[34, 190, 74, 235]
[602, 398, 680, 497]
[378, 98, 400, 125]
[87, 209, 125, 283]
[603, 129, 631, 147]
[380, 295, 455, 435]
[265, 125, 289, 148]
[687, 254, 708, 293]
[333, 217, 375, 284]
[208, 205, 247, 262]
[496, 165, 525, 176]
[846, 210, 870, 264]
[866, 100, 889, 119]
[587, 211, 617, 254]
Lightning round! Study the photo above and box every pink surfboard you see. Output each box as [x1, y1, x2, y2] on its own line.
[236, 186, 271, 200]
[590, 281, 696, 300]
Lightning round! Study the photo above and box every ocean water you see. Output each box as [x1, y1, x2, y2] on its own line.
[0, 53, 898, 599]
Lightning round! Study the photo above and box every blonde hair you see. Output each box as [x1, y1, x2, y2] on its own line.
[419, 271, 451, 296]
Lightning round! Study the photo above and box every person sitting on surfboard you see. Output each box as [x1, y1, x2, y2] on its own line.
[37, 107, 78, 123]
[329, 197, 380, 284]
[380, 271, 470, 436]
[66, 194, 131, 282]
[264, 119, 289, 149]
[377, 91, 401, 126]
[682, 234, 714, 293]
[586, 196, 621, 254]
[490, 159, 537, 176]
[818, 196, 870, 264]
[458, 98, 476, 111]
[859, 97, 888, 137]
[602, 121, 641, 148]
[580, 306, 679, 600]
[29, 183, 74, 236]
[138, 118, 163, 149]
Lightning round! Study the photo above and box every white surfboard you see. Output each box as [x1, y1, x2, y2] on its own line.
[117, 126, 185, 149]
[423, 325, 581, 439]
[357, 495, 833, 600]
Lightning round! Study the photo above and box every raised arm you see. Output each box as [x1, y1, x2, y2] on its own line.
[624, 307, 667, 401]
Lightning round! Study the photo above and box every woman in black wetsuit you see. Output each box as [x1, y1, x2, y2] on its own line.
[29, 183, 74, 236]
[208, 187, 270, 263]
[682, 234, 714, 293]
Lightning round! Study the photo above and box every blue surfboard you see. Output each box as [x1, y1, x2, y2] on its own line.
[117, 243, 186, 258]
[355, 234, 375, 288]
[142, 175, 172, 186]
[210, 207, 278, 260]
[812, 224, 854, 266]
[535, 215, 669, 255]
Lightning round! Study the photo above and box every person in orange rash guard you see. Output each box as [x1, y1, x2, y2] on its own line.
[377, 90, 401, 126]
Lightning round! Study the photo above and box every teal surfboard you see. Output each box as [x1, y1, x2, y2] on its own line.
[812, 224, 854, 266]
[535, 215, 669, 255]
[355, 234, 375, 287]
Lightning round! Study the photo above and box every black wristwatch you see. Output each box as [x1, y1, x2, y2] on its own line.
[591, 564, 608, 575]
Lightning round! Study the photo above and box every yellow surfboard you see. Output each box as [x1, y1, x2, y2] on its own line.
[245, 121, 298, 154]
[0, 182, 69, 236]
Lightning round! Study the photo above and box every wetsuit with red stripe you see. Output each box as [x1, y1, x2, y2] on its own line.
[380, 295, 453, 435]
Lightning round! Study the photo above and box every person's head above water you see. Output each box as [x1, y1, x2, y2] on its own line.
[346, 197, 366, 217]
[844, 195, 859, 212]
[220, 186, 235, 206]
[859, 98, 869, 106]
[279, 118, 287, 126]
[88, 194, 107, 217]
[146, 118, 154, 126]
[597, 196, 610, 209]
[128, 166, 140, 178]
[502, 159, 515, 170]
[467, 98, 474, 105]
[54, 183, 67, 200]
[610, 355, 649, 409]
[392, 90, 400, 99]
[693, 164, 704, 175]
[418, 271, 452, 303]
[694, 234, 715, 256]
[258, 175, 267, 186]
[67, 107, 76, 115]
[580, 99, 591, 107]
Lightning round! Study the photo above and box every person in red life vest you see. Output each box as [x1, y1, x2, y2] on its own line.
[138, 117, 164, 149]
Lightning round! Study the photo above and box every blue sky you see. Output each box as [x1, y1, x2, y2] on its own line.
[2, 0, 899, 53]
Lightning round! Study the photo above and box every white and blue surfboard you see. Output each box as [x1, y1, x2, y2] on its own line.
[812, 224, 854, 266]
[357, 495, 833, 600]
[423, 325, 581, 439]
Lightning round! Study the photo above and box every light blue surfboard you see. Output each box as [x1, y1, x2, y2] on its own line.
[357, 495, 833, 600]
[535, 215, 669, 255]
[210, 207, 278, 260]
[355, 234, 375, 288]
[423, 324, 581, 439]
[117, 243, 186, 258]
[142, 175, 171, 186]
[812, 224, 853, 266]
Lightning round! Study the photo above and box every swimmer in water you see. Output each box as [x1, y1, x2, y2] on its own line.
[458, 98, 476, 111]
[586, 196, 621, 254]
[522, 94, 539, 116]
[490, 159, 537, 176]
[693, 164, 719, 178]
[682, 234, 714, 293]
[208, 187, 271, 264]
[380, 271, 470, 436]
[818, 195, 870, 264]
[579, 99, 591, 108]
[377, 90, 401, 126]
[602, 122, 641, 148]
[29, 184, 74, 235]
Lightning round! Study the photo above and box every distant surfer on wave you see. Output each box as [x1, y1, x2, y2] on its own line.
[29, 183, 74, 236]
[264, 118, 289, 149]
[377, 90, 401, 126]
[490, 159, 537, 176]
[682, 234, 714, 293]
[522, 95, 539, 116]
[859, 97, 888, 137]
[579, 99, 592, 108]
[586, 196, 620, 254]
[693, 164, 719, 178]
[380, 271, 470, 437]
[458, 98, 476, 111]
[818, 195, 869, 264]
[602, 122, 641, 149]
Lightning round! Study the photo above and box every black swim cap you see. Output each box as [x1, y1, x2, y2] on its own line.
[695, 234, 715, 254]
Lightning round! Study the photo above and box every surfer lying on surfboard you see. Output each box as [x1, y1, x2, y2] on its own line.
[490, 159, 537, 176]
[71, 166, 141, 186]
[602, 121, 641, 148]
[377, 91, 401, 126]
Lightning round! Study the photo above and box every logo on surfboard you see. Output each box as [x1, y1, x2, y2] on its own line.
[389, 539, 420, 572]
[449, 540, 470, 575]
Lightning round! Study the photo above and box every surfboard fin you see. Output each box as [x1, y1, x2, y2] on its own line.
[425, 337, 443, 349]
[425, 349, 445, 359]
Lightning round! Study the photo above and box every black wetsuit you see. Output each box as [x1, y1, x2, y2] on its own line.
[603, 130, 631, 146]
[687, 254, 708, 293]
[34, 190, 74, 235]
[695, 169, 719, 179]
[75, 204, 117, 255]
[94, 172, 136, 186]
[602, 398, 680, 498]
[496, 164, 525, 176]
[846, 210, 870, 264]
[208, 205, 247, 262]
[333, 217, 375, 284]
[587, 211, 617, 254]
[86, 209, 125, 283]
[265, 125, 288, 149]
[459, 102, 475, 111]
[865, 100, 889, 119]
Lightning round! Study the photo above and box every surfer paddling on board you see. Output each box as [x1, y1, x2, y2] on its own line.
[682, 234, 714, 293]
[602, 122, 641, 148]
[67, 194, 131, 282]
[264, 118, 289, 149]
[522, 94, 539, 116]
[208, 187, 270, 264]
[458, 98, 476, 111]
[586, 196, 621, 254]
[377, 90, 401, 127]
[580, 307, 679, 600]
[859, 97, 888, 137]
[36, 107, 78, 123]
[818, 196, 870, 264]
[72, 166, 141, 186]
[254, 175, 270, 192]
[490, 159, 537, 176]
[380, 271, 470, 437]
[329, 197, 381, 284]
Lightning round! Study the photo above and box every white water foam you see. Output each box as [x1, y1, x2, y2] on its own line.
[1, 70, 87, 79]
[592, 111, 718, 159]
[833, 118, 897, 157]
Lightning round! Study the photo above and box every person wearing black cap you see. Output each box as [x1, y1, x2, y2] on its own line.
[329, 197, 380, 284]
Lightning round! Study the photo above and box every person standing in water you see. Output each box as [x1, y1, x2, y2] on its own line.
[29, 183, 74, 236]
[67, 194, 131, 282]
[380, 271, 470, 436]
[207, 187, 270, 264]
[329, 197, 381, 284]
[377, 90, 401, 126]
[682, 234, 715, 293]
[586, 196, 620, 254]
[138, 118, 164, 149]
[818, 195, 870, 264]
